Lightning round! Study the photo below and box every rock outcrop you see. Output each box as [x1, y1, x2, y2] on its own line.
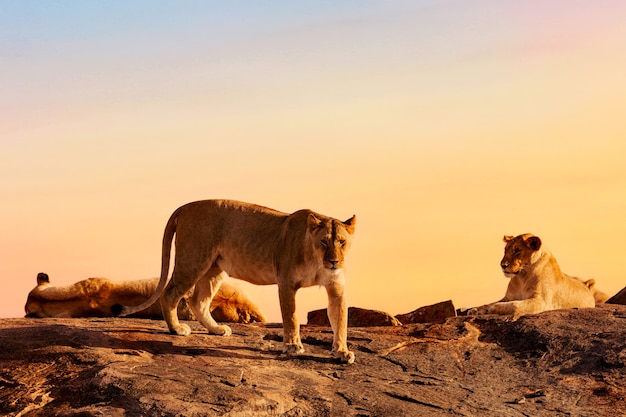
[2, 304, 626, 416]
[395, 300, 456, 324]
[307, 306, 401, 327]
[607, 286, 626, 305]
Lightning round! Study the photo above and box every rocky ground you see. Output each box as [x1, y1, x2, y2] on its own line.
[1, 304, 626, 416]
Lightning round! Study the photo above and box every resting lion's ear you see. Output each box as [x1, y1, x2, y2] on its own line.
[503, 235, 514, 243]
[307, 213, 322, 231]
[37, 272, 50, 285]
[524, 236, 542, 251]
[343, 215, 356, 234]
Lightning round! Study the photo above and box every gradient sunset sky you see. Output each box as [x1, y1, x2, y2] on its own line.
[2, 1, 626, 322]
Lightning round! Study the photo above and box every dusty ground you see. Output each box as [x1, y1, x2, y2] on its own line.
[1, 304, 625, 416]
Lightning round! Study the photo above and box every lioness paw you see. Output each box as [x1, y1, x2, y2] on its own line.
[283, 343, 305, 355]
[210, 324, 232, 336]
[332, 349, 355, 364]
[169, 323, 192, 336]
[487, 302, 514, 315]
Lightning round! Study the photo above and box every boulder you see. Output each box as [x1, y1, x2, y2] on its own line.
[395, 300, 456, 324]
[307, 306, 401, 327]
[607, 286, 626, 305]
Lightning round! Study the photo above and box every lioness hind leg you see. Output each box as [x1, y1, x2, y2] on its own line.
[161, 267, 203, 336]
[190, 270, 232, 336]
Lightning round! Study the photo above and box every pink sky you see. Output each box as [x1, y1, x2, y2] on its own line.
[2, 1, 626, 322]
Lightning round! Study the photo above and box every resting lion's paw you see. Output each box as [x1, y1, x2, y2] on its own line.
[465, 307, 479, 316]
[487, 302, 513, 315]
[332, 349, 355, 364]
[283, 343, 305, 355]
[169, 323, 192, 336]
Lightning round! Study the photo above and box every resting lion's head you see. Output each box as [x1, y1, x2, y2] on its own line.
[308, 213, 356, 271]
[500, 233, 542, 277]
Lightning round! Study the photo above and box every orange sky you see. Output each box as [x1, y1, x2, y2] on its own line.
[2, 1, 626, 323]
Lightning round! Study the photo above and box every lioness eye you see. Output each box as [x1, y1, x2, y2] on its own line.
[321, 239, 328, 247]
[339, 239, 346, 247]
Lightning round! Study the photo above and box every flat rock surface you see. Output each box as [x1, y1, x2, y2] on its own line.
[1, 304, 626, 416]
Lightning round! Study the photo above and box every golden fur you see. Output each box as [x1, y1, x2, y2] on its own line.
[115, 199, 356, 363]
[472, 234, 608, 319]
[25, 272, 266, 323]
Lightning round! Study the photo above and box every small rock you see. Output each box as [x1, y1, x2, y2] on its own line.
[307, 307, 401, 327]
[607, 286, 626, 305]
[395, 300, 456, 324]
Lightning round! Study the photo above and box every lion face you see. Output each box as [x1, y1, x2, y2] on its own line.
[500, 234, 542, 277]
[308, 214, 356, 271]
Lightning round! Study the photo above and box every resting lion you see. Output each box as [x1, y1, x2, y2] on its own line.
[25, 272, 267, 323]
[114, 199, 357, 363]
[471, 233, 608, 319]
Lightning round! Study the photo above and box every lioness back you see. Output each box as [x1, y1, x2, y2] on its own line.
[172, 200, 290, 285]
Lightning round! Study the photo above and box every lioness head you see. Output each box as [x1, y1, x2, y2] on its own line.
[308, 214, 356, 271]
[500, 234, 542, 277]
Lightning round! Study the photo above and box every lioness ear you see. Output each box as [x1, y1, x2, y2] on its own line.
[503, 235, 514, 243]
[307, 213, 322, 231]
[343, 215, 356, 234]
[37, 272, 50, 285]
[524, 236, 542, 251]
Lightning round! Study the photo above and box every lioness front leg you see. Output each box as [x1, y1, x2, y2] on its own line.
[190, 272, 232, 336]
[488, 298, 547, 319]
[278, 283, 304, 355]
[466, 303, 495, 315]
[466, 297, 508, 316]
[325, 281, 354, 364]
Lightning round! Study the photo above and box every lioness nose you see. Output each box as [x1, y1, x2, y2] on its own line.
[501, 261, 509, 269]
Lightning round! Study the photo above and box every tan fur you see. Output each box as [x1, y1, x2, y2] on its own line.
[472, 234, 606, 319]
[25, 273, 266, 323]
[116, 199, 356, 364]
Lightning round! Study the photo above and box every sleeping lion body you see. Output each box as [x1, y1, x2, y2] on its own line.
[25, 272, 266, 323]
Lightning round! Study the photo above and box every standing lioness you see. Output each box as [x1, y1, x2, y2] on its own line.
[115, 199, 357, 363]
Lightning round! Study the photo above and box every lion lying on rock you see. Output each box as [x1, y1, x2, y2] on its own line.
[25, 272, 267, 323]
[471, 234, 608, 319]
